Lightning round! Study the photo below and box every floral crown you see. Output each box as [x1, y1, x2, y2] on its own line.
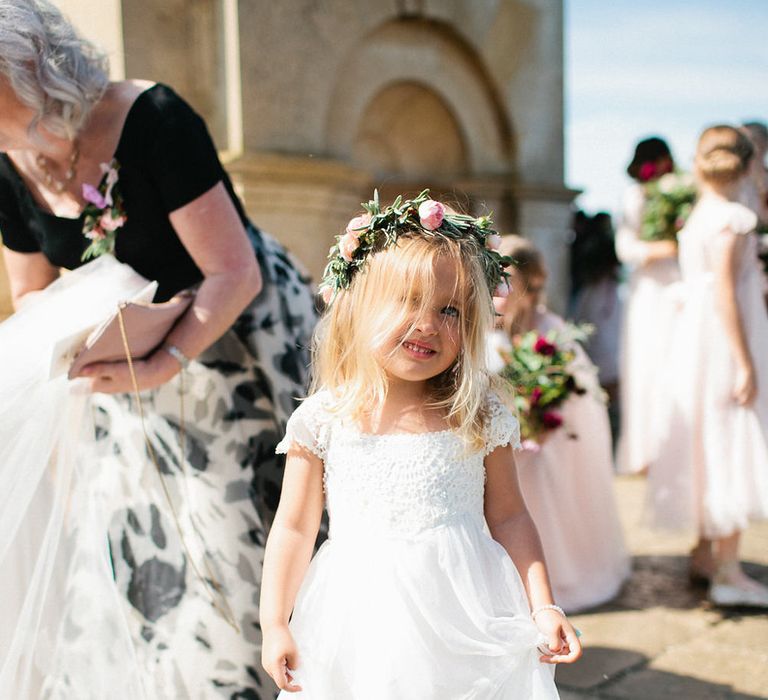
[320, 189, 512, 305]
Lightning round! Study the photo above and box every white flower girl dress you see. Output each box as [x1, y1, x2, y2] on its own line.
[275, 390, 559, 699]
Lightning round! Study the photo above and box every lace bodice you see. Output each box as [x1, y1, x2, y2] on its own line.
[276, 391, 520, 538]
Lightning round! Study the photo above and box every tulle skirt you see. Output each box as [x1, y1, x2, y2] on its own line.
[282, 515, 558, 700]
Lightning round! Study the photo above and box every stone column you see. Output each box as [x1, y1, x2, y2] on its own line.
[514, 184, 579, 314]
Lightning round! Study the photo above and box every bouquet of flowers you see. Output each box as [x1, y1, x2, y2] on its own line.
[641, 171, 697, 242]
[498, 324, 592, 448]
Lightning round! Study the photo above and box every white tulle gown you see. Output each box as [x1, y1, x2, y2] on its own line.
[274, 391, 559, 699]
[0, 257, 152, 698]
[649, 195, 768, 536]
[487, 312, 629, 612]
[616, 183, 681, 473]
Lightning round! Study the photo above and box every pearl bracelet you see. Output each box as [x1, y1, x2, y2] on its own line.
[531, 604, 565, 620]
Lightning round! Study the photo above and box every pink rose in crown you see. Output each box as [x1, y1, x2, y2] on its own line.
[533, 336, 556, 356]
[82, 183, 107, 209]
[345, 213, 371, 236]
[99, 211, 126, 232]
[493, 279, 510, 298]
[638, 162, 657, 182]
[486, 233, 502, 250]
[320, 286, 334, 305]
[418, 200, 445, 230]
[541, 411, 563, 429]
[339, 231, 361, 262]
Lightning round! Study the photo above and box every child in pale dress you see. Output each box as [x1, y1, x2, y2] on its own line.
[259, 194, 581, 698]
[488, 235, 629, 613]
[616, 137, 681, 474]
[650, 126, 768, 607]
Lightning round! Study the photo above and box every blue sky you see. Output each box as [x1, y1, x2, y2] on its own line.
[565, 0, 768, 215]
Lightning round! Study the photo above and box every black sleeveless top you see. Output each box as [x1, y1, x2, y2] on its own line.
[0, 84, 251, 301]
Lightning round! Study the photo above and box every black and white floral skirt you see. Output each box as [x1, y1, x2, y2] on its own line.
[93, 228, 316, 699]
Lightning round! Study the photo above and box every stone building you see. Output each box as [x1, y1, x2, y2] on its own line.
[0, 0, 576, 319]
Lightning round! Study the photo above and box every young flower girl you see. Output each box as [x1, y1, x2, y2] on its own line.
[488, 235, 629, 612]
[259, 192, 581, 698]
[650, 126, 768, 606]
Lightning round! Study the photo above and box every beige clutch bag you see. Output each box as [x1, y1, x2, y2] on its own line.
[67, 289, 194, 379]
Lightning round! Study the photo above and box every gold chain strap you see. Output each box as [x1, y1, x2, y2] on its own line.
[116, 305, 240, 633]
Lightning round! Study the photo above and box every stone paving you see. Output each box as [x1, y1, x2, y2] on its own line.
[554, 474, 768, 700]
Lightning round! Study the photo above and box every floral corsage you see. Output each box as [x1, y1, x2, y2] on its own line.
[81, 159, 127, 261]
[498, 324, 595, 450]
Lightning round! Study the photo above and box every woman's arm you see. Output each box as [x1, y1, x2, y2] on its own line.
[484, 444, 581, 664]
[78, 181, 263, 393]
[714, 229, 756, 405]
[2, 248, 59, 308]
[260, 445, 325, 692]
[615, 185, 677, 267]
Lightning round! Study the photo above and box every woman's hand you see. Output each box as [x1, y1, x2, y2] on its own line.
[261, 624, 303, 692]
[734, 362, 757, 406]
[535, 609, 582, 664]
[75, 348, 180, 394]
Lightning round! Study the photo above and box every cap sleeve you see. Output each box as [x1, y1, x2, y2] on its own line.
[141, 85, 226, 213]
[484, 390, 521, 455]
[275, 391, 332, 460]
[724, 202, 757, 236]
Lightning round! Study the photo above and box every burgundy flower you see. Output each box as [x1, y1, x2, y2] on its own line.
[638, 162, 657, 182]
[533, 336, 557, 356]
[530, 386, 543, 405]
[541, 411, 563, 429]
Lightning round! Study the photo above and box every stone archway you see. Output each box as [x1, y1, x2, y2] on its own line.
[325, 19, 512, 178]
[352, 81, 468, 180]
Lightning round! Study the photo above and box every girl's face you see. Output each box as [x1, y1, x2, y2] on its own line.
[378, 255, 463, 387]
[495, 272, 546, 319]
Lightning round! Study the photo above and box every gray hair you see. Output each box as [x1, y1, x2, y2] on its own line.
[0, 0, 109, 140]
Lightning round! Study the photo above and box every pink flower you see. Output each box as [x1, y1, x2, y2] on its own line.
[345, 213, 371, 236]
[486, 233, 502, 250]
[82, 183, 107, 209]
[320, 286, 334, 305]
[338, 231, 361, 262]
[530, 386, 543, 405]
[99, 211, 126, 232]
[493, 279, 510, 298]
[541, 411, 563, 430]
[85, 225, 106, 241]
[418, 199, 445, 230]
[638, 162, 657, 182]
[533, 336, 557, 356]
[521, 439, 541, 453]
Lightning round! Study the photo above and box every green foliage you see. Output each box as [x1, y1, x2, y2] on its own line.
[641, 171, 697, 242]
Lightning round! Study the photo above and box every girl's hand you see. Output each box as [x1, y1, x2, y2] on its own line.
[262, 624, 303, 692]
[75, 349, 180, 394]
[734, 363, 757, 406]
[535, 609, 582, 664]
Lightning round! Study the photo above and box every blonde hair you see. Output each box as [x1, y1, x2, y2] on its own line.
[695, 125, 754, 184]
[311, 233, 495, 449]
[498, 235, 546, 281]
